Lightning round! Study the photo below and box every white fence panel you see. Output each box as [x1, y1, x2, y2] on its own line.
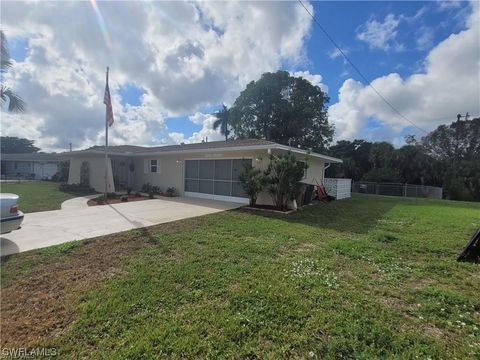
[324, 178, 352, 199]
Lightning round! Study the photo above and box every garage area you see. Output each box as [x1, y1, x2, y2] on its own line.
[184, 158, 251, 203]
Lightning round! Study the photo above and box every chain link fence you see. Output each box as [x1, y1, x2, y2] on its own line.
[353, 181, 443, 199]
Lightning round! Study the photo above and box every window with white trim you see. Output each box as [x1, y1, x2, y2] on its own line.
[150, 159, 158, 173]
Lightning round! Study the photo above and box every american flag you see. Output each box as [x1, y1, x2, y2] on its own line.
[104, 72, 114, 127]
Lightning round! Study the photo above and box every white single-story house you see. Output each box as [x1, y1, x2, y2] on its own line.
[1, 153, 66, 180]
[66, 139, 343, 204]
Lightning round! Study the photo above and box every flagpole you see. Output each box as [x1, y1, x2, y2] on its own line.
[104, 66, 109, 200]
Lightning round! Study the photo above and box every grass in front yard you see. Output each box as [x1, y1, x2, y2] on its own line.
[1, 194, 479, 358]
[0, 181, 94, 213]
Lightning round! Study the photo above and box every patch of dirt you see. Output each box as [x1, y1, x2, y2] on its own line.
[0, 226, 166, 348]
[381, 296, 409, 310]
[410, 278, 435, 290]
[294, 242, 316, 253]
[421, 324, 445, 340]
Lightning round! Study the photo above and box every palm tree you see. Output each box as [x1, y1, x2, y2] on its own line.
[213, 104, 230, 141]
[1, 30, 25, 112]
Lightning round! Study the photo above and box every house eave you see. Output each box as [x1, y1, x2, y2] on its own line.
[66, 143, 343, 163]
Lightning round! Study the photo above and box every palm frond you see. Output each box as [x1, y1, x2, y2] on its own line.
[1, 86, 26, 113]
[1, 30, 13, 73]
[212, 105, 230, 140]
[213, 118, 223, 130]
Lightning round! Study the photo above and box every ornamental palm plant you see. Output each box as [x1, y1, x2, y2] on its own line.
[213, 104, 230, 141]
[1, 30, 25, 112]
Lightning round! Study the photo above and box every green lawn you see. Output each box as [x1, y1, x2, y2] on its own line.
[1, 194, 479, 358]
[0, 181, 94, 213]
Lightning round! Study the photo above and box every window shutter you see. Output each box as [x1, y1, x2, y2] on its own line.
[144, 159, 149, 174]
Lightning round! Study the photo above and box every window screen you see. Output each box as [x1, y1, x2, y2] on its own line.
[185, 158, 251, 198]
[232, 181, 247, 198]
[232, 159, 252, 181]
[185, 179, 199, 192]
[185, 160, 199, 179]
[199, 180, 214, 194]
[214, 160, 232, 181]
[199, 160, 214, 179]
[214, 181, 231, 196]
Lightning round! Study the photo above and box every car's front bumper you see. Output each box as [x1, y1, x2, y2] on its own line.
[1, 211, 24, 234]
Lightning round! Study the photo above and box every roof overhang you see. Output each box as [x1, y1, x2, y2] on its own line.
[273, 144, 343, 163]
[67, 144, 343, 163]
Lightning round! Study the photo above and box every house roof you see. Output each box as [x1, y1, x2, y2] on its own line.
[0, 153, 66, 162]
[67, 139, 342, 163]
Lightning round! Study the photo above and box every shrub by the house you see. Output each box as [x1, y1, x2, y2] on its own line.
[239, 167, 266, 207]
[264, 152, 308, 211]
[166, 187, 177, 197]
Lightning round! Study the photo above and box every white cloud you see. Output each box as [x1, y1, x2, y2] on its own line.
[290, 71, 328, 93]
[328, 47, 347, 60]
[416, 27, 435, 50]
[169, 113, 224, 144]
[437, 0, 462, 11]
[0, 1, 313, 151]
[356, 14, 402, 52]
[168, 132, 187, 144]
[188, 112, 211, 125]
[187, 114, 225, 144]
[329, 1, 480, 141]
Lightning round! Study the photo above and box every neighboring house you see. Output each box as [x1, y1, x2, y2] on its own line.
[67, 139, 343, 204]
[1, 153, 66, 180]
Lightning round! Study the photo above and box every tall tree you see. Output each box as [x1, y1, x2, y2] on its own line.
[1, 30, 25, 112]
[422, 117, 480, 200]
[422, 118, 480, 171]
[327, 139, 372, 181]
[1, 136, 40, 153]
[368, 142, 395, 169]
[229, 71, 334, 152]
[395, 144, 441, 185]
[212, 105, 230, 141]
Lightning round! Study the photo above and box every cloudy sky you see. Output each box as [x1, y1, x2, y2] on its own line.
[1, 0, 479, 152]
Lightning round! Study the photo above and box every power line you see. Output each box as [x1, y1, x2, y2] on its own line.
[297, 0, 430, 134]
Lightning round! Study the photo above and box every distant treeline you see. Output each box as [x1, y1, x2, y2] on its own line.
[327, 118, 480, 202]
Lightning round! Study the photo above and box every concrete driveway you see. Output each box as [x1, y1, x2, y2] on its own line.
[1, 197, 240, 256]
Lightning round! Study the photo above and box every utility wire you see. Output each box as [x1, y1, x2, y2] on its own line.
[297, 0, 430, 134]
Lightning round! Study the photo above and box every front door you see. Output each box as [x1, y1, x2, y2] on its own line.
[112, 159, 129, 190]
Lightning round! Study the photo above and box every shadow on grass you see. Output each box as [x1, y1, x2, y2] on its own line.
[59, 190, 98, 197]
[237, 194, 398, 235]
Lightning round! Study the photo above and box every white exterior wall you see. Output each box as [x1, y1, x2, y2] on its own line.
[133, 149, 268, 196]
[68, 155, 114, 192]
[302, 157, 325, 186]
[68, 148, 330, 205]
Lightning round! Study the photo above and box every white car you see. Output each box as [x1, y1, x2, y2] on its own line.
[1, 193, 24, 234]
